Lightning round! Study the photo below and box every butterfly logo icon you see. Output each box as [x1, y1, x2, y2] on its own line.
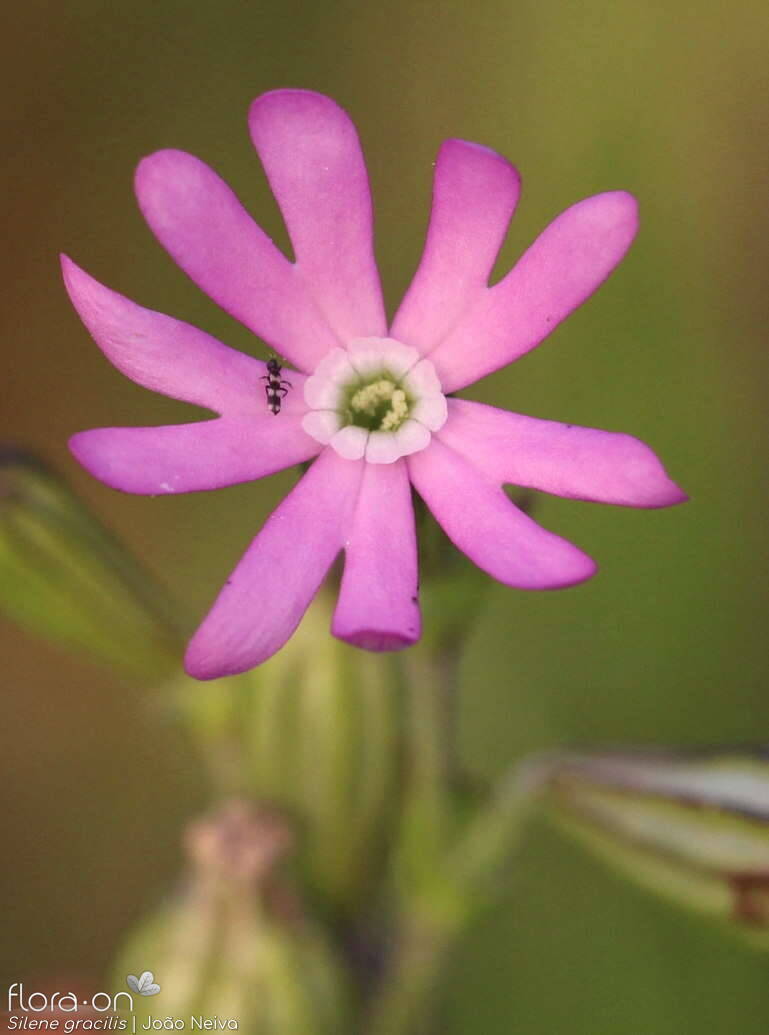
[126, 972, 161, 996]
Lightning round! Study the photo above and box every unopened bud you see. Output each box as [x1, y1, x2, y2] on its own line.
[113, 800, 350, 1034]
[543, 747, 769, 933]
[245, 590, 401, 913]
[185, 799, 295, 893]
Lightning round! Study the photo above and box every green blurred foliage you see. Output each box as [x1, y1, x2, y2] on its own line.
[0, 451, 185, 678]
[2, 0, 768, 1029]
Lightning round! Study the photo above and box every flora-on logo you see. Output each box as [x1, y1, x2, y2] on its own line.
[126, 973, 160, 997]
[7, 982, 134, 1013]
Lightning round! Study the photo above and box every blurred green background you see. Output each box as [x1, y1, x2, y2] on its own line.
[2, 0, 769, 1029]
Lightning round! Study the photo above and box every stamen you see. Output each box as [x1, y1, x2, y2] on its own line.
[350, 379, 397, 416]
[347, 378, 412, 433]
[380, 389, 408, 430]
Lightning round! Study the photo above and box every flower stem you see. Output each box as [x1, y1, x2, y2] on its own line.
[404, 646, 451, 808]
[364, 912, 458, 1035]
[362, 644, 461, 1035]
[367, 752, 538, 1034]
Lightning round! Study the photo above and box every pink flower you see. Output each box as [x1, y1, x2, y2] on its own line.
[63, 90, 685, 680]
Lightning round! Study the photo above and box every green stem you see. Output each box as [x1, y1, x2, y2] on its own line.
[448, 761, 538, 887]
[389, 645, 454, 911]
[403, 647, 450, 802]
[362, 645, 461, 1035]
[364, 912, 458, 1035]
[366, 759, 539, 1034]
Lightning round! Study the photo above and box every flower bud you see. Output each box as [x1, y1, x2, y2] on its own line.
[243, 591, 401, 913]
[112, 800, 350, 1034]
[543, 747, 769, 934]
[0, 449, 184, 678]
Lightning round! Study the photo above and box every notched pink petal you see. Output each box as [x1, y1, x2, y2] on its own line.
[440, 399, 687, 507]
[430, 191, 639, 392]
[408, 437, 596, 589]
[333, 460, 420, 650]
[185, 449, 363, 679]
[391, 138, 521, 352]
[249, 90, 386, 342]
[135, 149, 337, 372]
[61, 256, 274, 415]
[69, 416, 320, 495]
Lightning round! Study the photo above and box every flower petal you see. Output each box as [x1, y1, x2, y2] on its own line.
[304, 375, 342, 410]
[185, 449, 363, 678]
[429, 191, 639, 392]
[391, 139, 521, 351]
[135, 150, 337, 372]
[302, 410, 341, 444]
[332, 460, 420, 650]
[364, 431, 404, 465]
[411, 395, 448, 432]
[249, 90, 387, 342]
[69, 416, 321, 495]
[408, 437, 596, 589]
[439, 399, 687, 507]
[403, 357, 443, 397]
[61, 257, 295, 415]
[395, 420, 432, 457]
[312, 346, 357, 382]
[347, 338, 420, 379]
[330, 426, 369, 460]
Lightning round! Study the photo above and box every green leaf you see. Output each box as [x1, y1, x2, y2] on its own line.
[0, 449, 185, 679]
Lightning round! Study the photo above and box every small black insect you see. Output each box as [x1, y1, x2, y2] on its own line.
[261, 356, 292, 415]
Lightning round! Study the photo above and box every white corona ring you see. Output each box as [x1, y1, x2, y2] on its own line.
[302, 337, 448, 464]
